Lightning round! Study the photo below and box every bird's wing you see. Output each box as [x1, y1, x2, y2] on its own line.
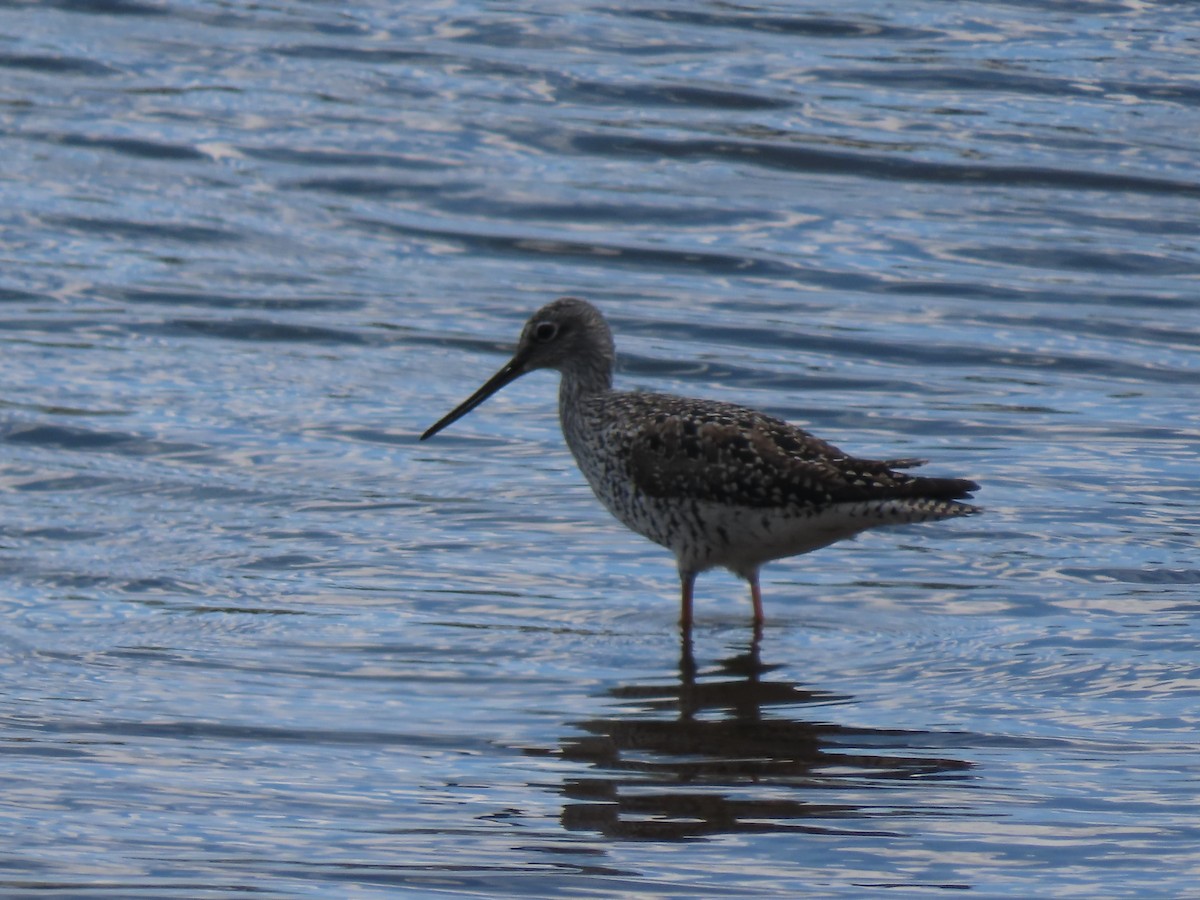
[616, 396, 973, 509]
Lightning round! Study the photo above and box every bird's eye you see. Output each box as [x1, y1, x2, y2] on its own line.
[533, 321, 558, 342]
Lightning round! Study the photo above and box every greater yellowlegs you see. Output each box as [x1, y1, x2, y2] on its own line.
[421, 298, 979, 627]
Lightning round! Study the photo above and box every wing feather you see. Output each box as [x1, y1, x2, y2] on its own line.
[607, 394, 976, 510]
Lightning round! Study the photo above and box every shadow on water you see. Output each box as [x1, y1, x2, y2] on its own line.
[554, 633, 973, 840]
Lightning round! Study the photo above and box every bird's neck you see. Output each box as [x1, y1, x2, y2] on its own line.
[557, 363, 613, 472]
[557, 360, 612, 435]
[558, 358, 613, 401]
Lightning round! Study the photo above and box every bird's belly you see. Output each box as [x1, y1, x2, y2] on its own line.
[587, 478, 923, 577]
[671, 501, 868, 574]
[582, 475, 861, 570]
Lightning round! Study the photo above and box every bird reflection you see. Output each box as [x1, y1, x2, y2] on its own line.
[556, 631, 972, 840]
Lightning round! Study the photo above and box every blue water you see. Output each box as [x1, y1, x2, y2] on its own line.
[1, 1, 1198, 896]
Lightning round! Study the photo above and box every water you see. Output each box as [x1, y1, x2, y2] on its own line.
[1, 0, 1198, 896]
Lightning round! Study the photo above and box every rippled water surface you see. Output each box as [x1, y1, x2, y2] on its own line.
[2, 1, 1199, 896]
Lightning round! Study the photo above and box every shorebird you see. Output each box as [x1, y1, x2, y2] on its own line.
[421, 298, 979, 628]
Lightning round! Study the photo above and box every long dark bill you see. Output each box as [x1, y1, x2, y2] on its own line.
[420, 355, 528, 440]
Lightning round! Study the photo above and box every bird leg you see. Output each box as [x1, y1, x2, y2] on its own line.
[679, 569, 696, 630]
[678, 626, 696, 685]
[748, 570, 764, 626]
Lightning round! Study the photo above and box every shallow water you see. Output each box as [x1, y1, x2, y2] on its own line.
[1, 0, 1199, 896]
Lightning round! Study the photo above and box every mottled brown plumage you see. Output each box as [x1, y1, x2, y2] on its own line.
[618, 393, 972, 509]
[422, 297, 980, 628]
